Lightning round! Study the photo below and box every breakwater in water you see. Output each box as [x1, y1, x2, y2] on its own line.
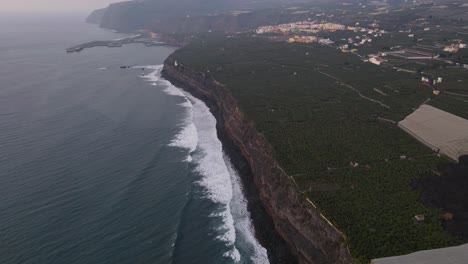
[66, 32, 164, 53]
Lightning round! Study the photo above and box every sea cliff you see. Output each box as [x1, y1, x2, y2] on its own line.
[86, 8, 106, 24]
[162, 57, 353, 264]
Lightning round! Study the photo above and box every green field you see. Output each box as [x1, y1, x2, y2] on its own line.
[171, 34, 466, 262]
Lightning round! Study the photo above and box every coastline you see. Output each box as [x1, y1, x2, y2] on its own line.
[161, 57, 353, 264]
[75, 22, 351, 261]
[161, 63, 296, 264]
[74, 11, 468, 261]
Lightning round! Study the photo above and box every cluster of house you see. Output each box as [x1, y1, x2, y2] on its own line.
[256, 21, 346, 34]
[336, 23, 386, 51]
[255, 21, 385, 35]
[340, 35, 375, 49]
[365, 53, 387, 65]
[256, 20, 389, 51]
[421, 76, 443, 95]
[347, 24, 386, 36]
[368, 57, 385, 65]
[287, 35, 334, 44]
[422, 76, 443, 85]
[358, 52, 389, 66]
[443, 42, 467, 53]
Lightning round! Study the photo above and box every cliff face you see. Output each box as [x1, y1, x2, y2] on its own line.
[162, 57, 353, 264]
[86, 8, 106, 24]
[99, 2, 144, 33]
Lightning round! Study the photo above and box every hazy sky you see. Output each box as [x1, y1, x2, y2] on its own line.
[1, 0, 125, 13]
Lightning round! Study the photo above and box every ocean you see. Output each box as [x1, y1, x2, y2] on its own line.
[0, 14, 268, 264]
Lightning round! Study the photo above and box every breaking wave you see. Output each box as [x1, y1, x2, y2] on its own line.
[227, 160, 270, 264]
[142, 65, 269, 263]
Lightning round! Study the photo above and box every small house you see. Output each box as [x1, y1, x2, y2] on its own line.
[369, 57, 384, 65]
[415, 214, 425, 222]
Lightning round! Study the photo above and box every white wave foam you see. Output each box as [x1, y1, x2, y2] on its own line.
[140, 65, 163, 83]
[169, 122, 198, 162]
[141, 65, 186, 98]
[226, 157, 270, 264]
[186, 90, 268, 263]
[141, 65, 267, 263]
[178, 100, 193, 108]
[185, 92, 242, 261]
[141, 65, 197, 162]
[224, 248, 241, 262]
[166, 92, 197, 162]
[158, 79, 186, 97]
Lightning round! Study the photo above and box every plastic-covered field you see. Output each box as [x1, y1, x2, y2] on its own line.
[399, 104, 468, 162]
[372, 243, 468, 264]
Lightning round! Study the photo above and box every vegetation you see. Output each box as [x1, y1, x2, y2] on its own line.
[172, 34, 467, 262]
[424, 68, 468, 119]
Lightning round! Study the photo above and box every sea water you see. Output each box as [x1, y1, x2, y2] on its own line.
[0, 14, 268, 264]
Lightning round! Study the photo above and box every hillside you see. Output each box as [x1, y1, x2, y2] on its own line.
[87, 0, 329, 33]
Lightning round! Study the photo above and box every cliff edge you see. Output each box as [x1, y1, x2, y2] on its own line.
[162, 57, 353, 264]
[86, 8, 106, 24]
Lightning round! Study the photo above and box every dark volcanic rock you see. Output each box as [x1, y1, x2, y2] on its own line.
[413, 156, 468, 239]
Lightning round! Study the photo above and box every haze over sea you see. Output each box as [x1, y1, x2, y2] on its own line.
[0, 14, 268, 264]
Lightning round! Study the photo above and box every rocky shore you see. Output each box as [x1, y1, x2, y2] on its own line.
[162, 57, 353, 264]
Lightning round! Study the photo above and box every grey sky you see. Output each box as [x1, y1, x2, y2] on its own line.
[2, 0, 124, 13]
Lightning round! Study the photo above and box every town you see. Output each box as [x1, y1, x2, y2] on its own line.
[253, 7, 468, 99]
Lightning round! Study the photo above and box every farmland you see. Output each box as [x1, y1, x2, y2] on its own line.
[171, 34, 467, 262]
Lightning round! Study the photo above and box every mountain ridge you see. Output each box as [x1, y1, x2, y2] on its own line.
[87, 0, 322, 33]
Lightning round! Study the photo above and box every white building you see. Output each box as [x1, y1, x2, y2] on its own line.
[369, 57, 384, 65]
